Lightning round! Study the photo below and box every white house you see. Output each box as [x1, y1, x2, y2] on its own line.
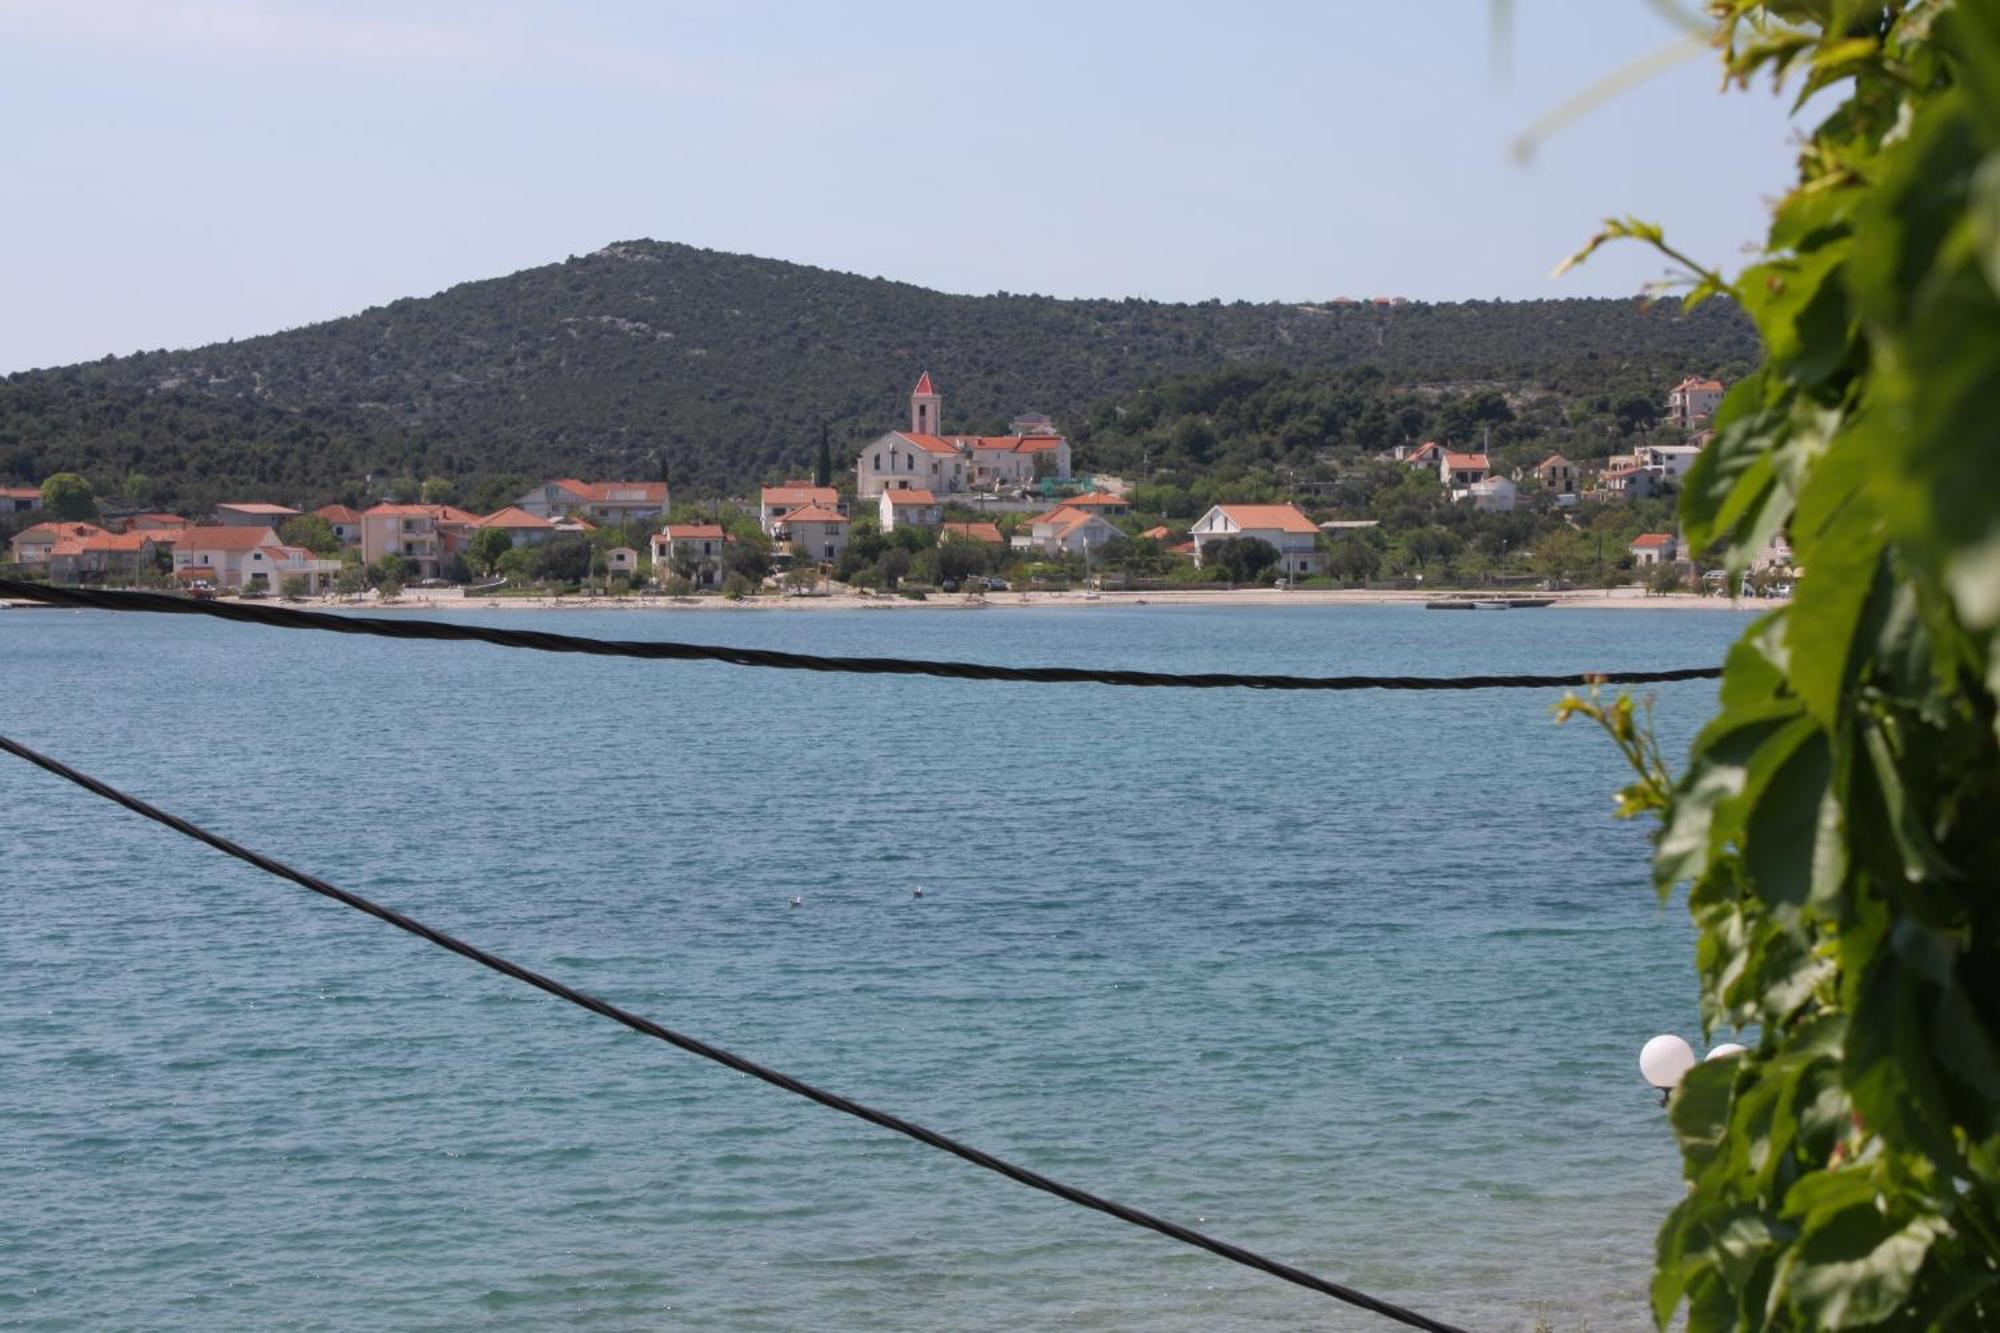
[1027, 505, 1120, 555]
[471, 506, 559, 548]
[773, 505, 850, 564]
[1631, 533, 1678, 566]
[1637, 444, 1704, 486]
[879, 488, 941, 531]
[651, 524, 728, 588]
[1189, 504, 1323, 578]
[1666, 377, 1724, 430]
[1439, 451, 1490, 490]
[515, 479, 668, 523]
[173, 525, 335, 592]
[605, 546, 639, 578]
[312, 504, 365, 548]
[759, 483, 843, 535]
[856, 373, 1072, 498]
[1466, 474, 1517, 513]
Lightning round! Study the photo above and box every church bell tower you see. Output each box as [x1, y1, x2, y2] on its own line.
[910, 370, 942, 436]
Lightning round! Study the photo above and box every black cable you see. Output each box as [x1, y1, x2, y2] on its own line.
[0, 580, 1718, 691]
[0, 731, 1470, 1332]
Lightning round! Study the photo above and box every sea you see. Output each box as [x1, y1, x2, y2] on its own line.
[0, 603, 1754, 1331]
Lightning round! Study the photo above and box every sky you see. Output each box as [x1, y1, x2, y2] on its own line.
[0, 1, 1811, 373]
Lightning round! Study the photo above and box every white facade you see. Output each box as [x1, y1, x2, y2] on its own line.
[1189, 505, 1323, 578]
[1028, 507, 1120, 555]
[1466, 475, 1517, 513]
[856, 374, 1071, 498]
[879, 490, 941, 531]
[1638, 444, 1703, 485]
[1666, 378, 1724, 430]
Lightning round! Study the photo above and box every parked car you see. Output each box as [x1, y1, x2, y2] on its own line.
[187, 585, 218, 601]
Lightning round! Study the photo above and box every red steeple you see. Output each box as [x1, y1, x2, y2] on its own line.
[913, 370, 936, 396]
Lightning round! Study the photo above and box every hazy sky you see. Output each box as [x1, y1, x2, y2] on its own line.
[0, 1, 1808, 373]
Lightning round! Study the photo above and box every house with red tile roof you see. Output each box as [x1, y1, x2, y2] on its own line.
[1, 486, 44, 514]
[514, 479, 668, 524]
[1058, 491, 1130, 516]
[10, 522, 109, 566]
[125, 513, 193, 533]
[471, 506, 559, 547]
[1026, 505, 1120, 556]
[759, 482, 844, 535]
[1439, 452, 1490, 489]
[45, 530, 165, 583]
[1630, 533, 1679, 566]
[171, 526, 336, 592]
[772, 504, 851, 564]
[650, 524, 729, 588]
[879, 488, 941, 532]
[312, 504, 365, 547]
[1665, 377, 1725, 430]
[1189, 504, 1323, 578]
[857, 373, 1071, 497]
[941, 521, 1004, 546]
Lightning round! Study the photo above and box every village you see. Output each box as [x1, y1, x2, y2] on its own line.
[2, 372, 1791, 604]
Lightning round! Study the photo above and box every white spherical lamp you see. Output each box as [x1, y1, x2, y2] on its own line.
[1640, 1034, 1697, 1091]
[1706, 1042, 1748, 1061]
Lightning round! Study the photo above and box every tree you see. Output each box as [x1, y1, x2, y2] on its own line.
[278, 514, 341, 556]
[373, 553, 408, 586]
[419, 475, 457, 505]
[1403, 526, 1461, 574]
[1558, 8, 2000, 1329]
[121, 473, 153, 509]
[469, 526, 514, 574]
[279, 574, 310, 600]
[496, 547, 537, 584]
[1324, 537, 1380, 585]
[333, 567, 365, 598]
[1202, 536, 1278, 583]
[534, 534, 592, 583]
[814, 422, 833, 488]
[723, 541, 770, 585]
[40, 473, 96, 521]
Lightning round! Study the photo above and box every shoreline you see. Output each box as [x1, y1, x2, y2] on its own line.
[0, 586, 1779, 614]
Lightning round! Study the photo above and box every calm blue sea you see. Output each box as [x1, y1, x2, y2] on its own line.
[0, 604, 1753, 1331]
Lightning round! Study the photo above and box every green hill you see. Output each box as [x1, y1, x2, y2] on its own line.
[0, 239, 1759, 511]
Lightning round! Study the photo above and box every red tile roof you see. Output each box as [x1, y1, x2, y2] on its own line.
[216, 502, 300, 517]
[175, 525, 281, 551]
[761, 484, 841, 509]
[1063, 491, 1128, 509]
[1632, 533, 1676, 548]
[1672, 376, 1725, 392]
[941, 521, 1004, 544]
[364, 503, 441, 517]
[313, 505, 363, 523]
[661, 524, 727, 540]
[1442, 452, 1490, 471]
[884, 489, 938, 505]
[913, 370, 936, 396]
[474, 506, 556, 530]
[0, 487, 40, 501]
[776, 505, 848, 524]
[894, 432, 963, 456]
[1213, 504, 1319, 535]
[553, 479, 668, 505]
[1143, 525, 1173, 540]
[128, 513, 192, 529]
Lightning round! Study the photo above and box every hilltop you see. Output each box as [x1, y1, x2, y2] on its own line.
[0, 239, 1758, 510]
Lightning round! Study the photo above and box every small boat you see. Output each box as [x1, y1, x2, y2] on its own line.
[1426, 599, 1476, 610]
[1473, 599, 1514, 611]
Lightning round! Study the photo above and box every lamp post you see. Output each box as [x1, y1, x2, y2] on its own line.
[1641, 1034, 1747, 1105]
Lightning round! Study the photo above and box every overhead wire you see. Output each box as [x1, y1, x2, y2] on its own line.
[0, 730, 1472, 1333]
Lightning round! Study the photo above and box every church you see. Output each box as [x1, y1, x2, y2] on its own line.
[855, 372, 1072, 499]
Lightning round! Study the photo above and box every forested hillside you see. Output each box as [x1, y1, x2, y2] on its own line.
[0, 239, 1759, 510]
